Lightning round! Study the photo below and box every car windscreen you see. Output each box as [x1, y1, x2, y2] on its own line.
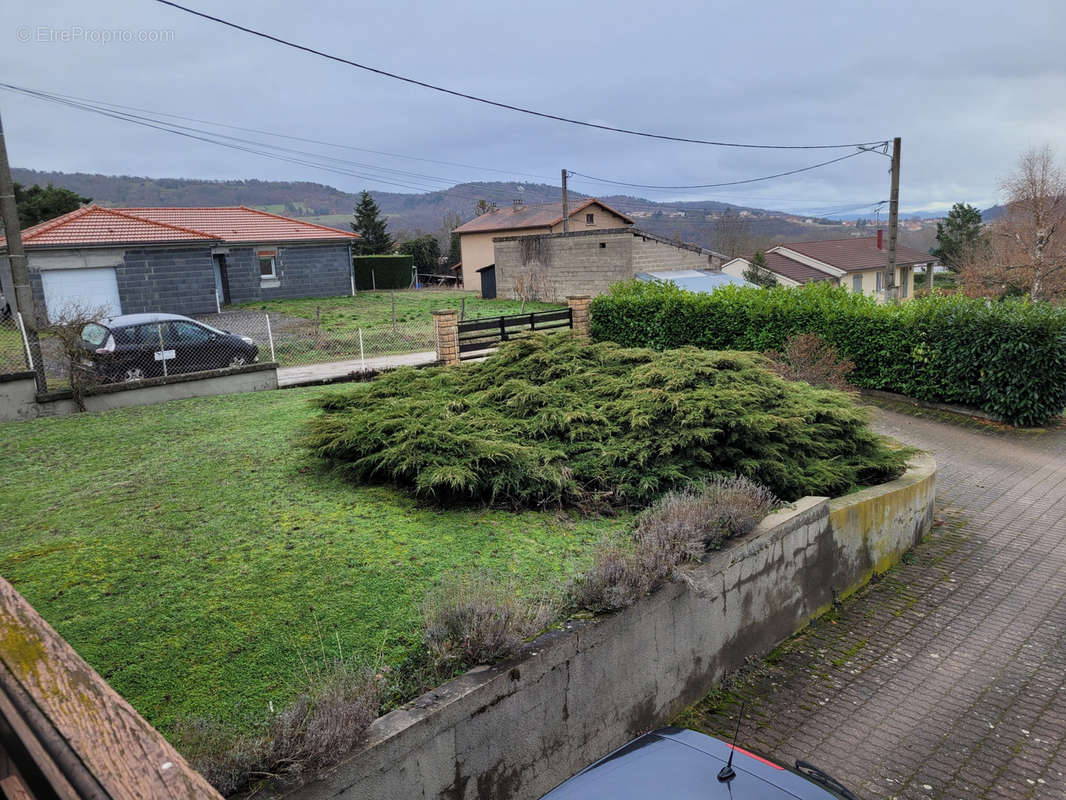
[81, 323, 110, 346]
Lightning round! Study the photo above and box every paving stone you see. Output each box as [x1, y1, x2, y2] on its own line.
[689, 407, 1066, 799]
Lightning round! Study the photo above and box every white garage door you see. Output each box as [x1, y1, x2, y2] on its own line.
[41, 268, 121, 322]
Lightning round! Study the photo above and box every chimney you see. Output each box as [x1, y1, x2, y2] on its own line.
[876, 228, 884, 250]
[513, 198, 524, 211]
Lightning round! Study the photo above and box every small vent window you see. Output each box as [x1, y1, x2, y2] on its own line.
[599, 242, 607, 249]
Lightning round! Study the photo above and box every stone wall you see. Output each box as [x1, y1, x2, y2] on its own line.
[492, 228, 724, 299]
[0, 364, 278, 422]
[281, 455, 936, 800]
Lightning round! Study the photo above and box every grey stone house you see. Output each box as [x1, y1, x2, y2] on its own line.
[0, 205, 359, 322]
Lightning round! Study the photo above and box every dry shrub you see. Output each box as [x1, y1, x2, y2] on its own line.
[172, 717, 269, 797]
[268, 656, 383, 783]
[175, 653, 383, 796]
[571, 476, 777, 613]
[45, 302, 110, 409]
[421, 572, 555, 668]
[769, 332, 856, 392]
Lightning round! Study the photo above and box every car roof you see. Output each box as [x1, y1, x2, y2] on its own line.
[539, 728, 846, 800]
[98, 313, 197, 327]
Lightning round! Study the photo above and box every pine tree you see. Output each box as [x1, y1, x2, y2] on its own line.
[743, 251, 779, 288]
[351, 191, 394, 255]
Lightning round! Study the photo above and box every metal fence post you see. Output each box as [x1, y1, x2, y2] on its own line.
[359, 327, 365, 371]
[265, 314, 276, 363]
[15, 312, 34, 372]
[157, 322, 168, 378]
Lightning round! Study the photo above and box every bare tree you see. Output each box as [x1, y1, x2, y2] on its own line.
[45, 302, 110, 410]
[713, 208, 752, 259]
[964, 145, 1066, 301]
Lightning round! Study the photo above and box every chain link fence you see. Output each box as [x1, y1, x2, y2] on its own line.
[192, 310, 436, 370]
[1, 306, 438, 390]
[0, 314, 31, 375]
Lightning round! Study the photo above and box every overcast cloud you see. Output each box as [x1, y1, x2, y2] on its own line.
[2, 0, 1065, 215]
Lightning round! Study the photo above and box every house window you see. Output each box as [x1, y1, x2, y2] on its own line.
[585, 213, 595, 225]
[876, 271, 884, 291]
[599, 242, 607, 249]
[258, 250, 277, 278]
[852, 274, 863, 292]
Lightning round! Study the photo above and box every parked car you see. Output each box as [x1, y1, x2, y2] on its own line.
[539, 727, 859, 799]
[78, 313, 258, 383]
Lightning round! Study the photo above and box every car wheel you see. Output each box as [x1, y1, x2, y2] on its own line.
[228, 355, 248, 367]
[123, 367, 146, 383]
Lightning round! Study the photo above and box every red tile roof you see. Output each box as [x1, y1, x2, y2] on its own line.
[762, 251, 838, 285]
[1, 205, 359, 249]
[452, 198, 634, 235]
[776, 237, 934, 272]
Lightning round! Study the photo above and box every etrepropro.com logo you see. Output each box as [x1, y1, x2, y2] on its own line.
[16, 26, 176, 44]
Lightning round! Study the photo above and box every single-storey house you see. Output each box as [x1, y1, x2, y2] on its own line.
[452, 198, 636, 286]
[0, 205, 360, 323]
[721, 231, 936, 301]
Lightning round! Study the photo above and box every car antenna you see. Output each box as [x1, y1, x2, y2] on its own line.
[717, 701, 747, 783]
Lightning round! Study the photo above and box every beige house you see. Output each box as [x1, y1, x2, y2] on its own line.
[452, 198, 634, 285]
[721, 232, 935, 302]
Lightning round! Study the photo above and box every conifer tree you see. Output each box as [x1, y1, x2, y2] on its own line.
[351, 190, 394, 255]
[743, 251, 779, 288]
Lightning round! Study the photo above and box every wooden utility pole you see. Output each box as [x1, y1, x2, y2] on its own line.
[883, 136, 901, 302]
[0, 109, 45, 388]
[561, 168, 570, 233]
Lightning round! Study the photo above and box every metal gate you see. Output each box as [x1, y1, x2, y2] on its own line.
[457, 307, 572, 360]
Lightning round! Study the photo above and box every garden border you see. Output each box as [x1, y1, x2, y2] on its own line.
[277, 455, 936, 800]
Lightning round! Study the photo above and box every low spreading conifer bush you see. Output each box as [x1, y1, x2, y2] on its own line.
[590, 281, 1066, 427]
[304, 334, 908, 507]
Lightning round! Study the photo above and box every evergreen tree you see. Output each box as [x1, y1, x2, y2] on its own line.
[932, 203, 984, 272]
[14, 183, 91, 228]
[398, 234, 442, 271]
[351, 190, 394, 255]
[743, 251, 779, 288]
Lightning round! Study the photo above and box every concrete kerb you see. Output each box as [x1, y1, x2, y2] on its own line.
[277, 455, 936, 800]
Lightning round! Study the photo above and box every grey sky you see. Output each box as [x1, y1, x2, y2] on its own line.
[2, 0, 1065, 215]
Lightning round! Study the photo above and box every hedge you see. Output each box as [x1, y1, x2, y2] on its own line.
[589, 281, 1066, 427]
[352, 254, 414, 290]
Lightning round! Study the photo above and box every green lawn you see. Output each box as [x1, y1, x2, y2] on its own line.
[0, 387, 617, 733]
[0, 324, 29, 373]
[234, 290, 564, 335]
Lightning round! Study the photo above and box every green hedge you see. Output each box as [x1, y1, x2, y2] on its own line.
[590, 281, 1066, 426]
[353, 254, 414, 290]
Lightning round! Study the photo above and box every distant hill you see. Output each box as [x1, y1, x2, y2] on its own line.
[11, 168, 938, 255]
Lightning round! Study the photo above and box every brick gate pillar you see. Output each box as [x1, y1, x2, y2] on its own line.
[567, 295, 591, 342]
[433, 309, 460, 366]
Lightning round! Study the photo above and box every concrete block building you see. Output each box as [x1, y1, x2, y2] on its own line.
[0, 205, 359, 322]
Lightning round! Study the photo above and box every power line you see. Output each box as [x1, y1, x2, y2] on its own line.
[568, 150, 871, 191]
[0, 83, 557, 183]
[154, 0, 889, 151]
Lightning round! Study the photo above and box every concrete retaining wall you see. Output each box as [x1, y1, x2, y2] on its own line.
[284, 455, 936, 800]
[0, 363, 278, 422]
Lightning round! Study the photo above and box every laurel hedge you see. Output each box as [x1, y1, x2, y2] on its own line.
[303, 334, 909, 508]
[589, 281, 1066, 427]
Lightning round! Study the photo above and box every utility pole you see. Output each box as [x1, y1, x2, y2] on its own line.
[0, 109, 45, 388]
[883, 136, 901, 303]
[561, 168, 569, 233]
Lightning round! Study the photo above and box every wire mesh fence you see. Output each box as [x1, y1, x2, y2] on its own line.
[191, 310, 436, 370]
[0, 314, 31, 375]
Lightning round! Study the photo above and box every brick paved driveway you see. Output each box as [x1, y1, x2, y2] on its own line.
[684, 404, 1066, 799]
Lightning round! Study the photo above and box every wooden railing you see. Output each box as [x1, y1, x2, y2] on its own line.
[0, 577, 221, 799]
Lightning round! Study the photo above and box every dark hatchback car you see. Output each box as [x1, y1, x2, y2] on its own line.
[539, 728, 858, 799]
[79, 313, 258, 383]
